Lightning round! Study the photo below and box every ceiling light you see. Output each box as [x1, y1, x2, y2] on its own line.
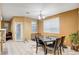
[38, 10, 45, 20]
[0, 16, 2, 20]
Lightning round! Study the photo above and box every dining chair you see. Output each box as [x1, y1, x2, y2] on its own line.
[53, 38, 62, 55]
[35, 34, 46, 54]
[54, 36, 65, 55]
[45, 38, 60, 55]
[45, 41, 55, 54]
[40, 36, 61, 55]
[59, 36, 65, 54]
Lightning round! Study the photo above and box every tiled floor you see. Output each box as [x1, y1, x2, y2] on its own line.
[2, 40, 79, 55]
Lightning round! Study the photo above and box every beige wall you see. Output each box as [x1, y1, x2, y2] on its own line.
[23, 17, 32, 41]
[0, 6, 2, 29]
[60, 9, 78, 35]
[60, 9, 78, 46]
[0, 20, 1, 29]
[38, 9, 78, 36]
[37, 9, 78, 46]
[0, 7, 1, 54]
[78, 8, 79, 31]
[11, 16, 32, 41]
[37, 20, 43, 34]
[0, 20, 1, 54]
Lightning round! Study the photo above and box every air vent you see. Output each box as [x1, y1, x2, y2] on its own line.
[26, 12, 30, 14]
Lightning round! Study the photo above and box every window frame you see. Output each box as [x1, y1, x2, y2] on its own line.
[43, 17, 60, 34]
[32, 20, 37, 33]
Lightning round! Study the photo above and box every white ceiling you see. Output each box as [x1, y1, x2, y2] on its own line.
[0, 3, 79, 20]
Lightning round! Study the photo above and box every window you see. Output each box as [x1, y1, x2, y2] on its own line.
[3, 23, 9, 32]
[32, 21, 37, 32]
[43, 17, 60, 33]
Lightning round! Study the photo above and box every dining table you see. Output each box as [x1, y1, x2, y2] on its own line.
[40, 36, 59, 54]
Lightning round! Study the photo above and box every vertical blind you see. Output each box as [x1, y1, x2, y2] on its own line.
[32, 21, 37, 32]
[43, 17, 60, 33]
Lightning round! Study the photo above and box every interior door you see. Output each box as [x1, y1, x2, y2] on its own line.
[15, 22, 23, 41]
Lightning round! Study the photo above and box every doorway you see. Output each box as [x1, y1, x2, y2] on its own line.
[15, 22, 23, 41]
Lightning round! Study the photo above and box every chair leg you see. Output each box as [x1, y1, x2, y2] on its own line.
[43, 45, 47, 55]
[60, 47, 62, 55]
[57, 48, 60, 55]
[44, 48, 47, 55]
[36, 46, 38, 54]
[36, 44, 38, 54]
[45, 49, 47, 55]
[54, 47, 57, 55]
[54, 49, 56, 55]
[62, 47, 64, 52]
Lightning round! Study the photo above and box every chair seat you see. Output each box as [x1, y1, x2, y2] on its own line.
[38, 44, 44, 47]
[46, 41, 56, 48]
[47, 44, 54, 48]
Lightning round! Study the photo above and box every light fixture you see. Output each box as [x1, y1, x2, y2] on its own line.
[0, 16, 2, 20]
[38, 10, 45, 20]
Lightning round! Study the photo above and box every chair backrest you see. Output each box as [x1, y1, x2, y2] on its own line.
[31, 33, 36, 41]
[35, 34, 39, 43]
[60, 36, 65, 46]
[55, 38, 61, 47]
[54, 36, 65, 49]
[35, 34, 44, 45]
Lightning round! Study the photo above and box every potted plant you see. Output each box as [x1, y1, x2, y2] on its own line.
[69, 31, 79, 51]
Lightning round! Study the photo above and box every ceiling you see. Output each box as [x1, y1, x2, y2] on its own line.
[0, 3, 79, 21]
